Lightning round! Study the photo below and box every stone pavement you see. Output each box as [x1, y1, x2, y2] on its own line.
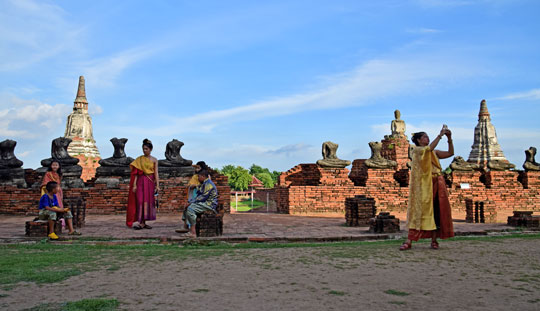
[0, 212, 529, 244]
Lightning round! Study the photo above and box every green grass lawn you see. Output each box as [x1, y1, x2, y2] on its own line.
[230, 199, 266, 211]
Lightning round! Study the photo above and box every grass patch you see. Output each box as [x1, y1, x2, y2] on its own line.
[0, 244, 100, 285]
[385, 289, 410, 296]
[192, 288, 209, 293]
[327, 290, 346, 296]
[1, 233, 539, 287]
[231, 199, 266, 212]
[24, 298, 119, 311]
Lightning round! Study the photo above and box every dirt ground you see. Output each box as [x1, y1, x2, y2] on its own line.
[1, 237, 540, 311]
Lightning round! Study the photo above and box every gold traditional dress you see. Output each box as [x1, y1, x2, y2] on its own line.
[407, 146, 454, 241]
[126, 156, 156, 227]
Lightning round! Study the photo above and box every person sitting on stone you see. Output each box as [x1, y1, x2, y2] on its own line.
[38, 181, 81, 239]
[187, 161, 211, 200]
[180, 170, 218, 237]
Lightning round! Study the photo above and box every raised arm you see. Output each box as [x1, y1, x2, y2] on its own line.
[429, 127, 446, 151]
[436, 130, 454, 159]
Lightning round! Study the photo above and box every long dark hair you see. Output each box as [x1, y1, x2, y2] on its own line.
[142, 138, 153, 150]
[196, 161, 209, 171]
[411, 132, 427, 146]
[47, 160, 63, 176]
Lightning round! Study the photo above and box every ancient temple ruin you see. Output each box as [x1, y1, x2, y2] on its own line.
[273, 106, 539, 220]
[467, 100, 514, 169]
[64, 76, 101, 181]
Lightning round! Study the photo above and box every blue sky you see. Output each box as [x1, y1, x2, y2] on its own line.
[1, 0, 539, 171]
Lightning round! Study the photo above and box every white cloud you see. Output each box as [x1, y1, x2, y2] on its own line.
[18, 151, 30, 158]
[0, 0, 84, 71]
[80, 46, 161, 88]
[406, 28, 442, 34]
[494, 88, 540, 101]
[181, 143, 320, 171]
[0, 93, 70, 138]
[271, 143, 317, 156]
[371, 122, 472, 141]
[414, 0, 474, 8]
[89, 104, 103, 115]
[132, 52, 481, 136]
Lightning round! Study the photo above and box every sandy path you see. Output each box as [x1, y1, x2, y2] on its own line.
[1, 238, 540, 311]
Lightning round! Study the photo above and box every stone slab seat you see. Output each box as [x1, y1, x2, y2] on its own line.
[25, 219, 62, 237]
[195, 203, 224, 237]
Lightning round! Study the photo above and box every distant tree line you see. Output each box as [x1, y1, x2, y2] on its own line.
[215, 164, 281, 191]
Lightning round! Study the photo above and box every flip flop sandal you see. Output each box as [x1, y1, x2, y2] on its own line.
[431, 241, 439, 250]
[175, 228, 189, 233]
[143, 224, 152, 229]
[68, 231, 82, 236]
[399, 242, 412, 251]
[133, 225, 143, 230]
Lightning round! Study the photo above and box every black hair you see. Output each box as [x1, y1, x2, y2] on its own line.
[142, 138, 153, 150]
[196, 161, 209, 171]
[46, 181, 58, 193]
[47, 159, 63, 176]
[411, 132, 427, 146]
[198, 169, 209, 177]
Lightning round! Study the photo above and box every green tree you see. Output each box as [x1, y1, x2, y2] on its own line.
[221, 165, 236, 176]
[255, 172, 274, 188]
[227, 166, 251, 191]
[271, 170, 281, 185]
[249, 164, 270, 175]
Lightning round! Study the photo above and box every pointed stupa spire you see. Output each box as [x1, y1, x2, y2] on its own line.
[467, 99, 510, 167]
[64, 76, 100, 180]
[73, 76, 88, 110]
[478, 99, 490, 120]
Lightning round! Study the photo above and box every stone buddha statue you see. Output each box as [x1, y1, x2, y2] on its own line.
[40, 137, 79, 167]
[0, 139, 26, 187]
[99, 138, 134, 167]
[487, 159, 516, 171]
[523, 147, 540, 171]
[316, 141, 351, 168]
[0, 139, 23, 169]
[390, 110, 406, 138]
[158, 139, 192, 167]
[365, 142, 397, 169]
[449, 156, 481, 171]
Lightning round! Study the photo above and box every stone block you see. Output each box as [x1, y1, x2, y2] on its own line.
[25, 220, 62, 237]
[368, 212, 400, 233]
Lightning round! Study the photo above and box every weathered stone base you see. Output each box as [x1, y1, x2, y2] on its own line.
[25, 220, 62, 237]
[196, 211, 223, 237]
[345, 195, 376, 226]
[507, 211, 540, 228]
[368, 212, 400, 233]
[0, 168, 26, 188]
[159, 166, 195, 179]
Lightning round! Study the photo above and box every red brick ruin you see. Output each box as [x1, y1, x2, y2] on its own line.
[273, 103, 540, 222]
[0, 96, 538, 223]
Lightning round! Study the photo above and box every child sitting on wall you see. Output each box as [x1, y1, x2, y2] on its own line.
[38, 181, 81, 239]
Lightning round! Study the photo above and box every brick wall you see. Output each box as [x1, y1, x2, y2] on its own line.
[0, 169, 230, 216]
[74, 154, 100, 182]
[276, 160, 540, 219]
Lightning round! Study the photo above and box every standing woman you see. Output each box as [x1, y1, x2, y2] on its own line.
[41, 160, 64, 209]
[400, 126, 455, 250]
[127, 139, 160, 229]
